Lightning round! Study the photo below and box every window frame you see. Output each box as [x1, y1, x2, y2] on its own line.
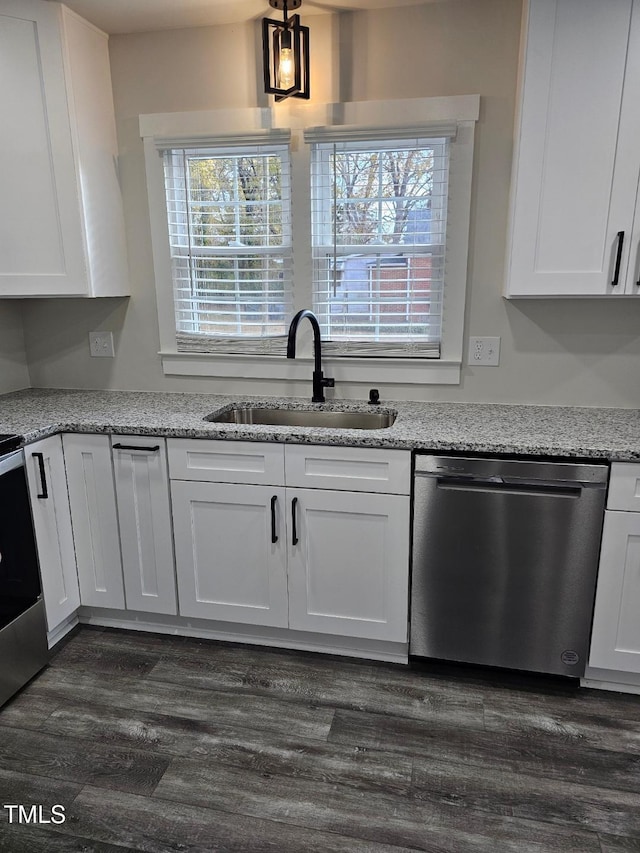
[141, 96, 479, 386]
[162, 141, 293, 354]
[309, 133, 451, 357]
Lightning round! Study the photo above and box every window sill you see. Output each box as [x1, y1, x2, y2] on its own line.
[159, 351, 461, 385]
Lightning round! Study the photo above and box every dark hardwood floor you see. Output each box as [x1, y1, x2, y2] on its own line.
[1, 626, 639, 852]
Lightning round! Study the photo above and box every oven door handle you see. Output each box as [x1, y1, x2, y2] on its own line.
[31, 452, 49, 500]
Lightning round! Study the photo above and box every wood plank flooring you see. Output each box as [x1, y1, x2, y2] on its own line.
[1, 626, 639, 852]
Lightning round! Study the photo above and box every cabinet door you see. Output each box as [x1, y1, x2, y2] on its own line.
[63, 434, 125, 609]
[25, 435, 80, 633]
[171, 481, 288, 627]
[506, 0, 640, 297]
[59, 6, 129, 297]
[590, 510, 640, 673]
[112, 437, 176, 615]
[0, 0, 86, 296]
[622, 1, 640, 294]
[287, 488, 410, 642]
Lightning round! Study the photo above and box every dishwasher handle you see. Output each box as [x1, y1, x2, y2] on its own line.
[413, 455, 609, 488]
[433, 475, 583, 498]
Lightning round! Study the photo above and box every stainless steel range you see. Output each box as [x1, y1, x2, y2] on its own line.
[0, 435, 49, 707]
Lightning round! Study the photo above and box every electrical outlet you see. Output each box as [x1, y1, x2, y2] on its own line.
[89, 331, 115, 358]
[468, 336, 500, 366]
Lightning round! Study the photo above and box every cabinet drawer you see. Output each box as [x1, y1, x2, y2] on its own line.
[608, 463, 640, 511]
[167, 439, 285, 486]
[284, 445, 411, 495]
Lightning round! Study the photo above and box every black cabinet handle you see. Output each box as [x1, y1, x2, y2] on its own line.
[112, 443, 160, 452]
[291, 497, 298, 546]
[270, 495, 278, 544]
[32, 452, 48, 499]
[611, 230, 625, 287]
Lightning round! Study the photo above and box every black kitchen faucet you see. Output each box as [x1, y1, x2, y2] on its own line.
[286, 309, 335, 403]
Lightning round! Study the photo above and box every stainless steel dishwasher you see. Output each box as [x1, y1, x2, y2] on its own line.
[410, 455, 608, 677]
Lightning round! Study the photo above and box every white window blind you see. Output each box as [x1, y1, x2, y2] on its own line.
[161, 141, 292, 354]
[308, 131, 452, 358]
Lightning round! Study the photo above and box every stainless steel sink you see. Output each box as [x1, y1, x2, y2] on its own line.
[205, 406, 397, 430]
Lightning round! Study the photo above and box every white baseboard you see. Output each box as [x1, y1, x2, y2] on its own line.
[47, 614, 80, 650]
[581, 679, 640, 695]
[77, 607, 409, 664]
[581, 665, 640, 695]
[58, 607, 640, 689]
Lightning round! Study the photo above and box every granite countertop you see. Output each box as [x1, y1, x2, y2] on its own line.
[1, 387, 639, 461]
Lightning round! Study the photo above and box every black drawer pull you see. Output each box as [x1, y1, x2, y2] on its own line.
[112, 443, 160, 453]
[32, 452, 48, 499]
[291, 497, 299, 546]
[611, 230, 625, 287]
[270, 495, 278, 544]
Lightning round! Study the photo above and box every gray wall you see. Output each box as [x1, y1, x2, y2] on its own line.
[0, 304, 30, 393]
[19, 0, 640, 406]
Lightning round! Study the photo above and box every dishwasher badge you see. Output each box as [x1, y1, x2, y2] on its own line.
[561, 650, 580, 666]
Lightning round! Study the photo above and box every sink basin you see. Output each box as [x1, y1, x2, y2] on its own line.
[205, 406, 397, 430]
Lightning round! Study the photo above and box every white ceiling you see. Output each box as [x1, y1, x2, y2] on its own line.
[54, 0, 431, 35]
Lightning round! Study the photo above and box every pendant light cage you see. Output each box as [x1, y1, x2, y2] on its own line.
[262, 1, 310, 102]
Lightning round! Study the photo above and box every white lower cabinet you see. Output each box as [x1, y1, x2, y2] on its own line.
[38, 433, 410, 654]
[25, 435, 80, 634]
[589, 466, 640, 675]
[63, 433, 177, 615]
[63, 433, 125, 609]
[590, 512, 640, 671]
[168, 439, 411, 643]
[287, 487, 410, 641]
[111, 437, 177, 616]
[171, 481, 288, 627]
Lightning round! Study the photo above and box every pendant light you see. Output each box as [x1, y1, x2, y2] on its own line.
[262, 0, 310, 102]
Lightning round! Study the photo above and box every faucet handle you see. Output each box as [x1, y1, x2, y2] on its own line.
[323, 376, 335, 389]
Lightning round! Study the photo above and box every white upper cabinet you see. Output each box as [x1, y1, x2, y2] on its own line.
[0, 0, 129, 297]
[505, 0, 640, 297]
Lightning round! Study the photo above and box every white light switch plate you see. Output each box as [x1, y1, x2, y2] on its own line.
[89, 331, 115, 358]
[468, 336, 500, 366]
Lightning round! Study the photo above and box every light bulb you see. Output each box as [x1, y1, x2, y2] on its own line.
[278, 47, 295, 89]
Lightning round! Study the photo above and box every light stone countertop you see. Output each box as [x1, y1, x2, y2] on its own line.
[1, 387, 639, 461]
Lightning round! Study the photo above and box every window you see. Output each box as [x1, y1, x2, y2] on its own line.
[161, 141, 292, 354]
[142, 97, 478, 384]
[309, 134, 450, 358]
